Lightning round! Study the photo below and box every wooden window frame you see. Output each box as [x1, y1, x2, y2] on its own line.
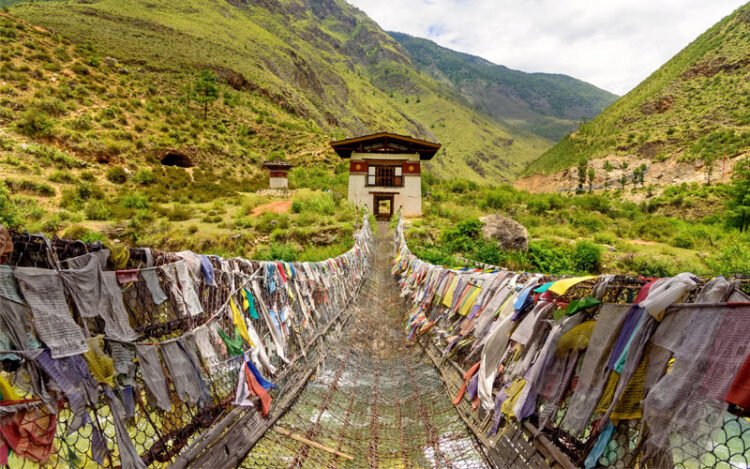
[365, 164, 403, 188]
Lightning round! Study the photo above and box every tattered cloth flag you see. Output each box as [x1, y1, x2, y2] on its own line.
[234, 355, 276, 416]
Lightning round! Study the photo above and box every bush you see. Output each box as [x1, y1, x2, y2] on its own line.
[630, 257, 673, 277]
[527, 240, 573, 274]
[85, 200, 111, 220]
[133, 169, 154, 185]
[166, 206, 193, 221]
[106, 166, 128, 184]
[254, 242, 300, 261]
[5, 179, 55, 197]
[63, 225, 107, 243]
[707, 242, 750, 276]
[0, 182, 19, 228]
[49, 170, 76, 184]
[17, 110, 55, 137]
[573, 241, 601, 273]
[121, 194, 147, 209]
[70, 113, 92, 131]
[485, 186, 517, 211]
[670, 233, 694, 249]
[34, 98, 67, 116]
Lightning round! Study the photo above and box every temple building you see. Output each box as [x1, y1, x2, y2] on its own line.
[262, 159, 293, 189]
[331, 132, 440, 219]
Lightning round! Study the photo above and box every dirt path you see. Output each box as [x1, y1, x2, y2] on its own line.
[251, 200, 292, 216]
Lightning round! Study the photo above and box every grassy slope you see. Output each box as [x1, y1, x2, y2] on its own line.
[9, 0, 550, 182]
[390, 32, 618, 141]
[525, 3, 750, 176]
[407, 179, 749, 277]
[0, 12, 361, 259]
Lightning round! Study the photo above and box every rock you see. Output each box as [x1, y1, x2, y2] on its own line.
[102, 57, 119, 67]
[117, 67, 130, 75]
[479, 214, 529, 251]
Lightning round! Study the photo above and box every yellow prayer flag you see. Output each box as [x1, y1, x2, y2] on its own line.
[459, 287, 482, 316]
[442, 277, 459, 308]
[231, 297, 255, 347]
[548, 276, 596, 295]
[0, 373, 21, 401]
[241, 288, 250, 311]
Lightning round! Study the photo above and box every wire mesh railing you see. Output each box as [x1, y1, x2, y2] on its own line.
[0, 217, 372, 469]
[392, 216, 750, 469]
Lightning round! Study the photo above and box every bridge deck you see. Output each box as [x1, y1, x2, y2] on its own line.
[240, 222, 491, 468]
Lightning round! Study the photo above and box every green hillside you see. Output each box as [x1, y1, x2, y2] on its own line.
[390, 32, 618, 141]
[525, 2, 750, 176]
[5, 0, 555, 182]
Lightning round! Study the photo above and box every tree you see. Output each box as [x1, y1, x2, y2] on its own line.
[704, 154, 717, 185]
[603, 161, 614, 191]
[727, 156, 750, 232]
[638, 164, 647, 186]
[192, 70, 219, 120]
[587, 167, 595, 192]
[619, 175, 627, 190]
[632, 169, 640, 188]
[577, 159, 588, 193]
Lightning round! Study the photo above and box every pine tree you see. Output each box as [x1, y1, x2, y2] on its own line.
[192, 70, 219, 121]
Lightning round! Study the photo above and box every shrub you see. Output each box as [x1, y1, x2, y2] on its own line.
[70, 62, 89, 75]
[670, 233, 694, 249]
[5, 179, 55, 197]
[17, 110, 55, 137]
[106, 166, 128, 184]
[49, 170, 76, 184]
[121, 194, 147, 209]
[34, 98, 66, 116]
[527, 240, 573, 274]
[84, 200, 111, 220]
[254, 242, 300, 261]
[166, 205, 193, 221]
[485, 187, 517, 211]
[63, 225, 107, 243]
[573, 241, 601, 273]
[0, 182, 19, 228]
[70, 113, 92, 131]
[133, 169, 154, 185]
[631, 257, 673, 277]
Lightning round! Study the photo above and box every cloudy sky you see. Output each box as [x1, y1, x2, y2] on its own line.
[346, 0, 746, 95]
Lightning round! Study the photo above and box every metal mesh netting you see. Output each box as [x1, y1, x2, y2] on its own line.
[241, 223, 491, 468]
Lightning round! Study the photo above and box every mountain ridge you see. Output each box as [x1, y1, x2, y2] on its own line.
[522, 2, 750, 183]
[389, 31, 618, 141]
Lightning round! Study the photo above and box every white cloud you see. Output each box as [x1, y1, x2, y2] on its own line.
[346, 0, 746, 95]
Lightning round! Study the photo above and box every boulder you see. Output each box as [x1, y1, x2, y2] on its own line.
[479, 214, 529, 251]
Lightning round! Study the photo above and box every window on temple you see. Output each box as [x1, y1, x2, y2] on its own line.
[367, 165, 403, 187]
